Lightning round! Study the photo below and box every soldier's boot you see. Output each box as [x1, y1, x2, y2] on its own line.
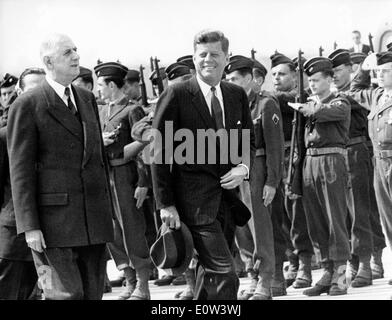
[238, 269, 258, 300]
[129, 267, 151, 300]
[249, 273, 273, 300]
[285, 253, 299, 288]
[303, 260, 333, 296]
[117, 267, 137, 300]
[346, 254, 359, 286]
[271, 262, 287, 297]
[329, 262, 348, 296]
[351, 255, 372, 288]
[292, 253, 312, 289]
[178, 268, 196, 300]
[371, 249, 384, 280]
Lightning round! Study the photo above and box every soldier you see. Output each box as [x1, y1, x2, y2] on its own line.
[95, 62, 151, 300]
[328, 49, 375, 287]
[0, 73, 18, 128]
[252, 59, 268, 94]
[123, 69, 142, 104]
[350, 52, 392, 295]
[72, 66, 94, 91]
[288, 57, 351, 296]
[226, 55, 284, 300]
[176, 55, 196, 75]
[270, 52, 314, 292]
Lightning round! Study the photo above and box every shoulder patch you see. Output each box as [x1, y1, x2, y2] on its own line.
[272, 113, 279, 125]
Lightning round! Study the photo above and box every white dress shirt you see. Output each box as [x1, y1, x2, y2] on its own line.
[46, 75, 78, 111]
[353, 43, 363, 53]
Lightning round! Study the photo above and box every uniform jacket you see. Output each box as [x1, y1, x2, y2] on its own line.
[249, 89, 284, 188]
[7, 79, 114, 248]
[299, 92, 351, 148]
[349, 44, 371, 55]
[350, 69, 392, 152]
[151, 76, 255, 226]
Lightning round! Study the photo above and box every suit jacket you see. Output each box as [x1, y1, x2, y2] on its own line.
[349, 44, 371, 55]
[7, 79, 114, 248]
[151, 76, 255, 226]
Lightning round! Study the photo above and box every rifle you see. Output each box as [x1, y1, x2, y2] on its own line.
[368, 33, 374, 53]
[139, 65, 148, 108]
[333, 41, 338, 50]
[319, 46, 324, 57]
[287, 49, 305, 191]
[251, 48, 256, 60]
[150, 57, 156, 97]
[153, 57, 164, 95]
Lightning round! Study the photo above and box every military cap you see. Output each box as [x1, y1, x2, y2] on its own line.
[0, 73, 18, 88]
[73, 66, 92, 81]
[149, 67, 167, 85]
[292, 56, 307, 69]
[350, 52, 367, 64]
[252, 59, 268, 78]
[387, 42, 392, 52]
[376, 51, 392, 68]
[165, 62, 191, 81]
[225, 55, 254, 74]
[328, 49, 352, 68]
[176, 55, 195, 70]
[93, 62, 128, 78]
[125, 69, 140, 82]
[303, 57, 333, 76]
[270, 52, 295, 69]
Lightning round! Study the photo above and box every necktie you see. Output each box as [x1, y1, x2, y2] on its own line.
[64, 87, 78, 116]
[210, 87, 224, 130]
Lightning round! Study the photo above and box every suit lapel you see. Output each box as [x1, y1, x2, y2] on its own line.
[221, 81, 240, 131]
[42, 80, 83, 142]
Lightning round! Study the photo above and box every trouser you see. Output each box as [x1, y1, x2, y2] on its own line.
[107, 165, 151, 271]
[346, 143, 374, 257]
[31, 244, 107, 300]
[302, 154, 351, 263]
[373, 157, 392, 249]
[192, 199, 239, 300]
[367, 147, 387, 252]
[0, 258, 37, 300]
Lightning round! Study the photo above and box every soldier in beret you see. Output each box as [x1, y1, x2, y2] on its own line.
[226, 55, 284, 300]
[95, 62, 151, 300]
[288, 57, 351, 296]
[176, 55, 196, 74]
[350, 52, 392, 298]
[0, 73, 18, 128]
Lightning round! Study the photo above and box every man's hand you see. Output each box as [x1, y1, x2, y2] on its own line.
[220, 166, 247, 190]
[134, 186, 148, 209]
[160, 206, 181, 230]
[263, 185, 276, 207]
[102, 132, 115, 146]
[25, 229, 46, 253]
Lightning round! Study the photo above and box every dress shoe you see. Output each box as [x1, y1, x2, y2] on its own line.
[249, 293, 272, 300]
[330, 262, 347, 296]
[153, 275, 175, 286]
[129, 268, 151, 300]
[346, 255, 359, 284]
[285, 256, 299, 288]
[117, 285, 135, 300]
[172, 274, 187, 285]
[238, 289, 254, 300]
[329, 284, 347, 296]
[129, 287, 151, 300]
[303, 284, 330, 296]
[271, 282, 287, 297]
[178, 287, 194, 300]
[371, 250, 384, 280]
[293, 254, 312, 289]
[351, 259, 372, 288]
[303, 261, 333, 296]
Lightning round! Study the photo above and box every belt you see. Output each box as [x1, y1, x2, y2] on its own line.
[109, 158, 131, 167]
[374, 149, 392, 159]
[256, 148, 265, 156]
[347, 136, 367, 146]
[306, 147, 347, 157]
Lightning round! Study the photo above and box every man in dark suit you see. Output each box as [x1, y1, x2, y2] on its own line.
[349, 30, 371, 55]
[7, 33, 114, 300]
[151, 29, 255, 300]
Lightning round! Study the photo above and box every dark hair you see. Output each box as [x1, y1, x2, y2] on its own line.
[253, 68, 265, 79]
[103, 76, 124, 89]
[78, 75, 94, 88]
[352, 30, 361, 36]
[125, 78, 139, 86]
[19, 67, 46, 90]
[193, 30, 229, 54]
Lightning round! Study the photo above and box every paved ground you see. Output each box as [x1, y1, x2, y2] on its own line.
[103, 247, 392, 300]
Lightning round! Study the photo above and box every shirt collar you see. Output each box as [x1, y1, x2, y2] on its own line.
[196, 74, 221, 98]
[109, 94, 127, 107]
[46, 75, 71, 99]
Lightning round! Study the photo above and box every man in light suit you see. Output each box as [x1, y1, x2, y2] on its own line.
[7, 33, 114, 300]
[151, 29, 255, 300]
[349, 30, 371, 55]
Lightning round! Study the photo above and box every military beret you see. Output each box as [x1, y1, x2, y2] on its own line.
[303, 57, 333, 76]
[93, 62, 128, 78]
[125, 69, 140, 82]
[149, 67, 167, 85]
[328, 49, 352, 68]
[252, 59, 267, 78]
[270, 52, 295, 69]
[0, 73, 18, 89]
[225, 55, 254, 74]
[165, 62, 191, 81]
[176, 55, 195, 70]
[74, 66, 92, 80]
[350, 52, 367, 64]
[292, 56, 307, 69]
[387, 42, 392, 52]
[376, 51, 392, 67]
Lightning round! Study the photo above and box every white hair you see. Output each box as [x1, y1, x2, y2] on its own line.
[39, 33, 72, 63]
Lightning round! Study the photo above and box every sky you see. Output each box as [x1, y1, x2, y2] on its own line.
[1, 0, 392, 86]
